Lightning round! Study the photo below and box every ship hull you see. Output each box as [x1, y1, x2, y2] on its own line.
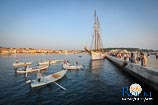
[91, 51, 106, 60]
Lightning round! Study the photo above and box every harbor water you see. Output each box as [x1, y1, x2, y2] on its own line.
[0, 54, 157, 105]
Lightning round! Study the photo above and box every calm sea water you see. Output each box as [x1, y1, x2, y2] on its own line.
[0, 53, 157, 105]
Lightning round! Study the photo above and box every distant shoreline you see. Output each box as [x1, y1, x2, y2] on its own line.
[0, 47, 84, 54]
[0, 47, 157, 55]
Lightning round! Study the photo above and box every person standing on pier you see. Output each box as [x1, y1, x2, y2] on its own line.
[124, 53, 130, 61]
[143, 54, 148, 66]
[124, 53, 127, 61]
[140, 52, 148, 66]
[130, 52, 136, 63]
[156, 53, 158, 60]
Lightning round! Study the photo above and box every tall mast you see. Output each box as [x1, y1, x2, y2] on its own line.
[92, 10, 103, 51]
[94, 10, 97, 50]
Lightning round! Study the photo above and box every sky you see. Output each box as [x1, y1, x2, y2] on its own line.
[0, 0, 158, 50]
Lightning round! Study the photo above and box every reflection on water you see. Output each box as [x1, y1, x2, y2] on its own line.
[86, 60, 105, 81]
[90, 60, 104, 70]
[89, 60, 105, 77]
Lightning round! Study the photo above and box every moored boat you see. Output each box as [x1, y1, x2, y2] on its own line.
[16, 65, 49, 74]
[49, 60, 64, 64]
[30, 70, 67, 88]
[39, 60, 64, 65]
[62, 62, 83, 70]
[39, 61, 50, 66]
[13, 62, 32, 68]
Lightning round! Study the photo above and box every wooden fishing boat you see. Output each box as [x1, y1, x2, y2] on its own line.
[49, 60, 57, 64]
[13, 62, 32, 68]
[39, 60, 64, 65]
[30, 70, 67, 88]
[16, 65, 48, 74]
[39, 61, 50, 66]
[50, 60, 64, 64]
[63, 63, 83, 70]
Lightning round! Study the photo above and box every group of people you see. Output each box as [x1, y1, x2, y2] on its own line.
[129, 52, 148, 66]
[110, 52, 149, 67]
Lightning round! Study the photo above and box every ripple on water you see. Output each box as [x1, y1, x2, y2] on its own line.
[0, 54, 157, 105]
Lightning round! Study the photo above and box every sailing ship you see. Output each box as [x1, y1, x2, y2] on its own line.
[85, 10, 106, 60]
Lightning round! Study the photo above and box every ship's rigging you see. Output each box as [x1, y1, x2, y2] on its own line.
[91, 10, 103, 51]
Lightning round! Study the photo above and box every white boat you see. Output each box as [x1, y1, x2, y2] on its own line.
[63, 63, 83, 70]
[30, 70, 67, 88]
[39, 60, 64, 65]
[91, 51, 106, 60]
[39, 61, 50, 66]
[16, 65, 48, 74]
[13, 62, 32, 68]
[55, 60, 64, 62]
[50, 60, 64, 64]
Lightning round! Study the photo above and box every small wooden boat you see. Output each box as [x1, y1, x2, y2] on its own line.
[49, 60, 57, 64]
[39, 61, 50, 66]
[54, 60, 64, 62]
[30, 70, 67, 88]
[63, 63, 83, 70]
[16, 65, 48, 74]
[13, 62, 32, 68]
[39, 60, 64, 65]
[49, 60, 64, 64]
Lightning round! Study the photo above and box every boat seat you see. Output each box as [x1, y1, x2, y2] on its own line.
[52, 74, 61, 78]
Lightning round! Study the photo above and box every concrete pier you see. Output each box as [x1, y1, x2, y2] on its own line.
[107, 56, 158, 91]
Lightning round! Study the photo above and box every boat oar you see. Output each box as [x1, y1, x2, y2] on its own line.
[26, 80, 31, 84]
[25, 72, 28, 77]
[54, 82, 66, 90]
[25, 65, 28, 77]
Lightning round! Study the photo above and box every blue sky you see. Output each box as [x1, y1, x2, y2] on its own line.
[0, 0, 158, 50]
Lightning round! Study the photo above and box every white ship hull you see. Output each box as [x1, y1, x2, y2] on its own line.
[91, 51, 106, 60]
